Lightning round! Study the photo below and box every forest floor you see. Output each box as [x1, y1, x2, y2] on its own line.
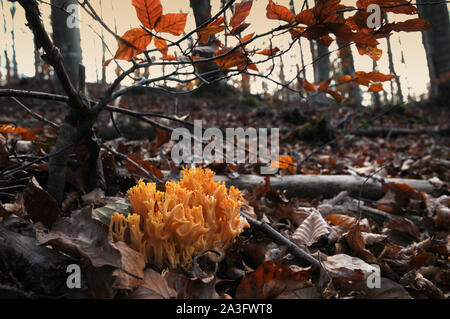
[0, 79, 449, 299]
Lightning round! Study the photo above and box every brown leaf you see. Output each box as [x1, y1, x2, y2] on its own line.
[230, 1, 253, 29]
[382, 182, 423, 202]
[112, 241, 145, 291]
[347, 277, 412, 299]
[129, 268, 176, 299]
[35, 207, 122, 268]
[326, 214, 357, 231]
[235, 261, 310, 299]
[154, 13, 188, 36]
[434, 204, 450, 231]
[323, 253, 377, 280]
[386, 217, 420, 241]
[132, 0, 163, 30]
[105, 28, 152, 66]
[23, 176, 61, 228]
[345, 223, 377, 263]
[292, 208, 330, 246]
[266, 0, 295, 24]
[0, 204, 9, 218]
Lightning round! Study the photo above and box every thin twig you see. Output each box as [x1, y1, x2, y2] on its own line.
[240, 211, 321, 269]
[10, 97, 59, 129]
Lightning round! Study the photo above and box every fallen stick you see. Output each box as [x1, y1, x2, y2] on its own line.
[240, 211, 321, 269]
[213, 174, 435, 200]
[351, 127, 449, 138]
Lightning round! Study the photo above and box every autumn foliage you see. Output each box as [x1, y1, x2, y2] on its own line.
[104, 0, 431, 102]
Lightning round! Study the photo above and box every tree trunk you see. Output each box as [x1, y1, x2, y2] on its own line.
[385, 14, 403, 104]
[313, 41, 330, 82]
[336, 39, 362, 105]
[50, 0, 82, 88]
[417, 1, 450, 100]
[189, 0, 221, 85]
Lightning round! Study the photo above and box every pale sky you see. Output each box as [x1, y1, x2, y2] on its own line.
[1, 0, 449, 103]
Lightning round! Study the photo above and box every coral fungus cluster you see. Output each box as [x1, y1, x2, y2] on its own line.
[110, 167, 249, 269]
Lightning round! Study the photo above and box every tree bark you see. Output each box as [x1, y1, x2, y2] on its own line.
[336, 39, 362, 105]
[50, 0, 82, 87]
[417, 1, 450, 100]
[189, 0, 221, 85]
[212, 174, 436, 199]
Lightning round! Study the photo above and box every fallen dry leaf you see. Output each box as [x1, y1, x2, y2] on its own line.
[112, 241, 146, 291]
[235, 261, 310, 299]
[292, 208, 330, 246]
[35, 207, 121, 268]
[129, 268, 176, 299]
[23, 176, 61, 228]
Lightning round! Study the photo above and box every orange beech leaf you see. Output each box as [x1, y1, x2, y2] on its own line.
[271, 155, 295, 174]
[296, 9, 316, 26]
[317, 34, 333, 46]
[214, 46, 257, 72]
[354, 71, 371, 86]
[266, 0, 295, 24]
[230, 0, 253, 28]
[347, 11, 372, 31]
[327, 214, 357, 231]
[105, 28, 152, 66]
[257, 47, 280, 56]
[0, 125, 37, 141]
[336, 75, 352, 82]
[299, 78, 317, 92]
[154, 13, 187, 36]
[235, 261, 310, 298]
[358, 0, 417, 15]
[303, 25, 331, 42]
[289, 26, 306, 39]
[240, 32, 255, 45]
[161, 54, 177, 61]
[154, 37, 168, 56]
[364, 71, 395, 82]
[247, 62, 259, 71]
[229, 23, 251, 36]
[350, 31, 379, 47]
[382, 18, 432, 33]
[324, 89, 343, 102]
[197, 17, 226, 44]
[215, 49, 246, 70]
[368, 83, 383, 92]
[356, 44, 382, 60]
[313, 0, 350, 21]
[318, 78, 332, 91]
[132, 0, 163, 30]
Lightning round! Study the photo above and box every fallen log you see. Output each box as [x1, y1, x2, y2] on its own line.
[350, 127, 449, 138]
[0, 223, 91, 298]
[212, 174, 435, 200]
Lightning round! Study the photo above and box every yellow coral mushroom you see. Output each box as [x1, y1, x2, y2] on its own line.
[110, 167, 249, 269]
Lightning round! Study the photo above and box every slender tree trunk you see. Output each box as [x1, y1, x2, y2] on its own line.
[336, 39, 362, 105]
[50, 0, 82, 88]
[1, 0, 11, 83]
[372, 59, 381, 107]
[289, 0, 307, 89]
[10, 3, 18, 79]
[189, 0, 221, 85]
[100, 1, 106, 84]
[417, 1, 450, 100]
[385, 15, 403, 104]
